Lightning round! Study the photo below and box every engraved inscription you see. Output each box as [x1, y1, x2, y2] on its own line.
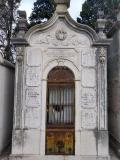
[82, 88, 96, 108]
[26, 67, 41, 86]
[82, 110, 97, 129]
[26, 87, 40, 107]
[24, 108, 40, 128]
[47, 49, 76, 58]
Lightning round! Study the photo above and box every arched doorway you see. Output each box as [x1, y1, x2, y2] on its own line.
[46, 66, 75, 155]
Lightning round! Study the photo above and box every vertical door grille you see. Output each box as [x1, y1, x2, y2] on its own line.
[46, 67, 75, 155]
[47, 84, 74, 126]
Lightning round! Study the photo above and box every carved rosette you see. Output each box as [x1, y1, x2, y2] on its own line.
[99, 47, 106, 64]
[56, 29, 67, 41]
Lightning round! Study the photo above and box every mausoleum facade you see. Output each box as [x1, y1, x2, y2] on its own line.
[11, 0, 110, 159]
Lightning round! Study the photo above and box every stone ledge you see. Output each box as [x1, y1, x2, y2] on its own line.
[8, 155, 110, 160]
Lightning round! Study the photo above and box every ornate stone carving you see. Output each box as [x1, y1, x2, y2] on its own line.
[16, 47, 24, 56]
[56, 29, 67, 41]
[99, 47, 106, 64]
[56, 58, 65, 66]
[31, 30, 90, 47]
[16, 47, 24, 63]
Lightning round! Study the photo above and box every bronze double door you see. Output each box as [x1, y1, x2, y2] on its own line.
[46, 67, 75, 155]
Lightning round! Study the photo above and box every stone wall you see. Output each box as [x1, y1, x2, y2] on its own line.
[107, 18, 120, 156]
[0, 54, 15, 154]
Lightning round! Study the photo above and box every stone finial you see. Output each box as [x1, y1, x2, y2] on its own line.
[16, 10, 28, 38]
[54, 0, 70, 13]
[96, 9, 107, 39]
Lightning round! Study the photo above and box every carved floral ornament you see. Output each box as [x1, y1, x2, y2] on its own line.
[55, 29, 67, 41]
[99, 47, 106, 64]
[16, 47, 24, 63]
[16, 47, 24, 56]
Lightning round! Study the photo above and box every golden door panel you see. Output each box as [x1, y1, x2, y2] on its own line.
[46, 131, 74, 155]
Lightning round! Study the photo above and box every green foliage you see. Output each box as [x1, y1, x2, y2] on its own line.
[0, 0, 21, 62]
[77, 0, 119, 30]
[29, 0, 56, 26]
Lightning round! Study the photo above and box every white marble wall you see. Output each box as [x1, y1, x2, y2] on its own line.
[11, 19, 109, 159]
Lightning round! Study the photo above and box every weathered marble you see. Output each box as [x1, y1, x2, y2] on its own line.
[11, 0, 110, 159]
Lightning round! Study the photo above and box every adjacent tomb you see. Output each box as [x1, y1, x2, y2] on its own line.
[11, 0, 110, 159]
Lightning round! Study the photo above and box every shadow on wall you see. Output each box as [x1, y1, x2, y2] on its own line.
[0, 54, 15, 155]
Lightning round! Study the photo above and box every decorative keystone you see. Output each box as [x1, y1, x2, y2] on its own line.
[54, 0, 70, 13]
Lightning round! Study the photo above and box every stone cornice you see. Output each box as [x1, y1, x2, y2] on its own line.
[12, 38, 29, 46]
[107, 21, 120, 38]
[93, 39, 112, 47]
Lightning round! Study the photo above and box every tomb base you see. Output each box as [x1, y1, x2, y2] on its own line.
[9, 155, 110, 160]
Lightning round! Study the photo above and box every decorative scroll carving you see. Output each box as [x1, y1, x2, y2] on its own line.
[56, 58, 65, 66]
[31, 30, 90, 47]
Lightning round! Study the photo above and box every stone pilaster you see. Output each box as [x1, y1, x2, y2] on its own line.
[97, 47, 108, 130]
[11, 10, 28, 155]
